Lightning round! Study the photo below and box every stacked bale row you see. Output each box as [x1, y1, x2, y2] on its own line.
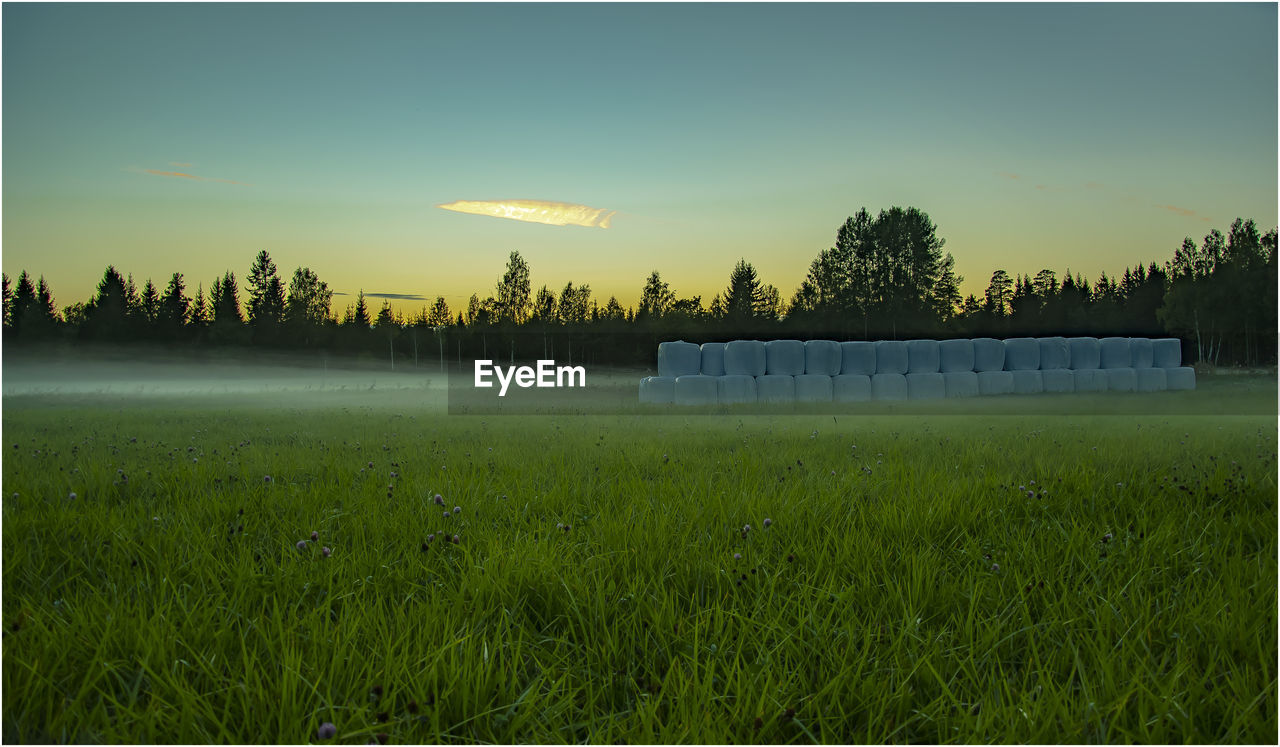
[639, 337, 1195, 405]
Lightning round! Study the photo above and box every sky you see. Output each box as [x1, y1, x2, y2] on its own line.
[3, 2, 1276, 316]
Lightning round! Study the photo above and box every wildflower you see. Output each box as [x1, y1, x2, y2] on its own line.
[311, 531, 319, 542]
[296, 540, 308, 551]
[452, 535, 460, 544]
[743, 524, 751, 533]
[786, 553, 795, 563]
[368, 461, 374, 468]
[434, 494, 444, 506]
[733, 553, 742, 561]
[317, 722, 337, 740]
[453, 506, 461, 515]
[390, 471, 398, 479]
[763, 518, 772, 529]
[427, 534, 435, 543]
[322, 546, 331, 558]
[1103, 532, 1112, 543]
[991, 563, 999, 572]
[68, 492, 77, 500]
[264, 475, 272, 483]
[443, 511, 450, 519]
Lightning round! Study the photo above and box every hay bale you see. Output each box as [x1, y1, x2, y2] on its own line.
[1135, 367, 1166, 392]
[657, 341, 701, 378]
[638, 376, 675, 404]
[840, 342, 877, 375]
[1011, 370, 1044, 394]
[718, 374, 757, 405]
[973, 338, 1006, 372]
[833, 374, 872, 402]
[700, 342, 726, 376]
[1003, 337, 1040, 371]
[977, 371, 1014, 396]
[906, 372, 945, 399]
[1067, 337, 1101, 369]
[1166, 367, 1196, 390]
[804, 340, 842, 375]
[1072, 369, 1108, 392]
[1038, 337, 1070, 370]
[1099, 337, 1132, 369]
[939, 339, 975, 373]
[756, 374, 796, 404]
[1041, 369, 1074, 393]
[1105, 368, 1136, 392]
[674, 375, 718, 405]
[874, 341, 908, 374]
[943, 371, 979, 398]
[906, 339, 941, 373]
[795, 375, 834, 402]
[765, 340, 805, 375]
[1129, 338, 1154, 368]
[724, 340, 766, 377]
[871, 373, 908, 400]
[1152, 338, 1182, 368]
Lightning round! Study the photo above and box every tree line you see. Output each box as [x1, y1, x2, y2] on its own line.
[3, 207, 1275, 367]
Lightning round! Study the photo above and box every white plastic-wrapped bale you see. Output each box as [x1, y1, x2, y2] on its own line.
[973, 338, 1006, 372]
[718, 375, 757, 405]
[1068, 337, 1101, 369]
[1011, 370, 1044, 394]
[1099, 337, 1132, 369]
[1136, 367, 1166, 392]
[943, 371, 979, 398]
[1106, 368, 1137, 392]
[1128, 338, 1153, 368]
[657, 341, 702, 378]
[906, 339, 941, 373]
[638, 376, 676, 404]
[765, 340, 805, 375]
[804, 340, 842, 375]
[833, 374, 872, 402]
[674, 375, 718, 405]
[1166, 367, 1196, 390]
[795, 375, 833, 402]
[840, 342, 877, 375]
[1041, 369, 1074, 393]
[756, 375, 796, 404]
[1038, 337, 1070, 370]
[906, 372, 945, 399]
[724, 340, 766, 376]
[700, 342, 726, 376]
[977, 371, 1014, 396]
[1003, 338, 1040, 371]
[871, 373, 908, 400]
[1072, 369, 1108, 392]
[939, 339, 975, 373]
[1152, 338, 1182, 369]
[874, 341, 909, 374]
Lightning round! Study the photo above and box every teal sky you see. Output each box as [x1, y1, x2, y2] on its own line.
[4, 2, 1276, 315]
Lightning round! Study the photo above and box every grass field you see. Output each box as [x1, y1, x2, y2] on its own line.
[2, 375, 1276, 743]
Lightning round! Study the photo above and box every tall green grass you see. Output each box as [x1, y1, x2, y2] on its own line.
[2, 396, 1275, 743]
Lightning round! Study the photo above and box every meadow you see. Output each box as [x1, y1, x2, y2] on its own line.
[2, 375, 1276, 743]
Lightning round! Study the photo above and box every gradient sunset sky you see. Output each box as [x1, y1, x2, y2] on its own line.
[4, 2, 1276, 315]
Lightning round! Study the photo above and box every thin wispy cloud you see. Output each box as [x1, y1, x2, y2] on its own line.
[366, 292, 428, 301]
[997, 172, 1020, 180]
[133, 166, 248, 185]
[1158, 204, 1211, 222]
[437, 199, 616, 228]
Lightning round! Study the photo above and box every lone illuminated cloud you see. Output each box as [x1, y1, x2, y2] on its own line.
[437, 199, 615, 228]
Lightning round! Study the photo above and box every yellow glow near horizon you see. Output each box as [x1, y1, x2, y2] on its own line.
[437, 199, 616, 229]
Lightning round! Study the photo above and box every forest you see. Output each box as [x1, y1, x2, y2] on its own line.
[3, 207, 1275, 369]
